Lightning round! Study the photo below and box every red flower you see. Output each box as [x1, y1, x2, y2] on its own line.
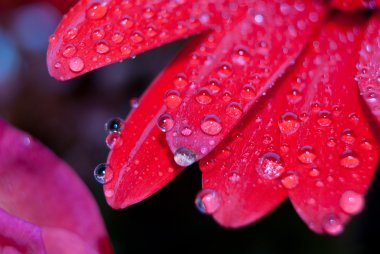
[0, 120, 113, 254]
[47, 0, 380, 235]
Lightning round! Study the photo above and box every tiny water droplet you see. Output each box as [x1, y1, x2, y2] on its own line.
[96, 41, 110, 54]
[105, 132, 120, 148]
[157, 114, 174, 132]
[195, 189, 220, 214]
[327, 138, 336, 147]
[287, 89, 302, 103]
[232, 48, 250, 65]
[94, 163, 107, 184]
[120, 16, 134, 29]
[174, 147, 196, 166]
[92, 28, 105, 40]
[340, 190, 364, 214]
[174, 74, 188, 89]
[323, 214, 344, 235]
[105, 118, 123, 133]
[111, 32, 124, 44]
[181, 127, 192, 136]
[340, 150, 360, 168]
[341, 129, 356, 144]
[65, 27, 78, 40]
[146, 25, 158, 37]
[359, 139, 373, 151]
[130, 32, 144, 43]
[120, 44, 131, 55]
[62, 44, 77, 58]
[68, 57, 84, 73]
[222, 92, 232, 102]
[218, 63, 232, 78]
[165, 90, 182, 109]
[201, 115, 222, 136]
[317, 110, 332, 126]
[256, 152, 285, 180]
[281, 172, 299, 189]
[196, 88, 213, 105]
[298, 146, 316, 164]
[278, 112, 300, 135]
[86, 3, 108, 20]
[309, 167, 320, 177]
[130, 97, 139, 108]
[241, 84, 256, 99]
[207, 79, 221, 94]
[225, 102, 243, 119]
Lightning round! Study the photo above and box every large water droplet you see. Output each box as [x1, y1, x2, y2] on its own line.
[174, 147, 196, 166]
[195, 189, 220, 214]
[96, 41, 110, 54]
[201, 115, 222, 135]
[323, 214, 344, 235]
[298, 146, 316, 164]
[62, 44, 77, 58]
[68, 56, 84, 73]
[340, 150, 360, 168]
[340, 190, 364, 214]
[317, 110, 332, 126]
[157, 114, 174, 132]
[207, 79, 221, 94]
[94, 163, 107, 184]
[225, 102, 243, 119]
[196, 88, 212, 105]
[256, 152, 285, 180]
[105, 118, 123, 133]
[87, 3, 108, 20]
[218, 63, 232, 78]
[278, 112, 300, 135]
[165, 90, 182, 109]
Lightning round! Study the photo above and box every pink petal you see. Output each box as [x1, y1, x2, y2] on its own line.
[357, 12, 380, 126]
[166, 0, 326, 162]
[278, 14, 380, 235]
[0, 120, 113, 253]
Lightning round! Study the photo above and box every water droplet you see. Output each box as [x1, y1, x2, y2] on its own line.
[120, 44, 131, 55]
[281, 172, 299, 189]
[298, 146, 316, 164]
[157, 114, 174, 132]
[87, 3, 108, 20]
[241, 84, 256, 99]
[146, 25, 158, 37]
[327, 138, 336, 147]
[201, 115, 222, 135]
[323, 214, 344, 235]
[287, 89, 302, 103]
[309, 167, 320, 177]
[278, 112, 300, 135]
[105, 118, 123, 133]
[62, 44, 77, 58]
[130, 32, 144, 43]
[130, 97, 139, 108]
[94, 163, 107, 184]
[232, 48, 250, 65]
[174, 147, 197, 166]
[218, 63, 232, 78]
[196, 89, 212, 105]
[340, 190, 365, 214]
[195, 189, 220, 214]
[225, 102, 243, 119]
[111, 32, 124, 44]
[359, 139, 373, 151]
[207, 80, 221, 94]
[120, 16, 134, 29]
[106, 132, 120, 148]
[341, 129, 356, 144]
[340, 150, 360, 168]
[64, 27, 78, 41]
[165, 90, 182, 109]
[256, 152, 285, 180]
[222, 92, 232, 102]
[49, 34, 57, 43]
[317, 110, 332, 126]
[68, 57, 84, 73]
[104, 189, 115, 198]
[143, 7, 155, 19]
[91, 28, 105, 40]
[96, 41, 110, 54]
[174, 74, 188, 89]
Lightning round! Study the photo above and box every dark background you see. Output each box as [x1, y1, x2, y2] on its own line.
[0, 2, 379, 254]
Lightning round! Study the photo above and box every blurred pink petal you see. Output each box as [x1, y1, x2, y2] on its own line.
[0, 119, 113, 254]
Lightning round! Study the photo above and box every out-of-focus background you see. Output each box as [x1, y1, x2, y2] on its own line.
[1, 1, 379, 254]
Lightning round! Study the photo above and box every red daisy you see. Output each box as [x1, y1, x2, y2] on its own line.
[47, 0, 380, 235]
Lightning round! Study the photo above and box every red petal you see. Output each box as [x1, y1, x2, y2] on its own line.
[330, 0, 378, 10]
[165, 0, 326, 162]
[357, 12, 380, 126]
[103, 43, 209, 208]
[278, 14, 380, 235]
[47, 0, 220, 80]
[0, 120, 113, 254]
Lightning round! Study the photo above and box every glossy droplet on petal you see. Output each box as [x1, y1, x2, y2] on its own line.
[111, 32, 124, 44]
[106, 132, 120, 149]
[94, 163, 107, 184]
[96, 41, 110, 54]
[207, 80, 221, 94]
[195, 189, 220, 214]
[174, 74, 188, 89]
[360, 139, 373, 151]
[130, 32, 144, 43]
[165, 90, 182, 109]
[256, 152, 285, 180]
[157, 114, 174, 132]
[120, 16, 134, 29]
[201, 115, 222, 136]
[174, 147, 196, 166]
[339, 191, 365, 215]
[281, 172, 299, 189]
[287, 89, 302, 103]
[322, 214, 344, 235]
[232, 48, 250, 65]
[340, 150, 360, 168]
[317, 110, 332, 126]
[218, 63, 232, 78]
[241, 84, 256, 99]
[341, 128, 356, 144]
[298, 145, 316, 164]
[225, 102, 243, 119]
[196, 88, 213, 105]
[130, 97, 139, 108]
[105, 118, 123, 133]
[62, 44, 77, 58]
[278, 112, 301, 135]
[86, 3, 108, 20]
[68, 57, 84, 73]
[91, 28, 105, 40]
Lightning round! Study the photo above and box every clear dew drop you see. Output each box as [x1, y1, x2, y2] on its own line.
[256, 152, 285, 180]
[195, 189, 220, 214]
[317, 110, 332, 126]
[62, 44, 77, 58]
[225, 102, 243, 119]
[94, 163, 107, 184]
[105, 132, 120, 149]
[86, 3, 108, 20]
[322, 214, 344, 235]
[207, 80, 221, 94]
[196, 88, 213, 105]
[91, 28, 105, 40]
[165, 90, 182, 109]
[359, 139, 373, 151]
[146, 25, 158, 37]
[340, 190, 365, 214]
[120, 16, 134, 29]
[232, 48, 250, 65]
[201, 115, 222, 136]
[130, 32, 144, 43]
[68, 57, 84, 73]
[278, 112, 300, 135]
[173, 74, 188, 89]
[287, 89, 302, 103]
[96, 41, 110, 54]
[174, 147, 197, 166]
[64, 27, 78, 41]
[111, 32, 124, 44]
[341, 128, 356, 144]
[241, 84, 256, 99]
[281, 172, 299, 189]
[340, 150, 360, 168]
[157, 114, 174, 132]
[298, 146, 316, 164]
[130, 97, 139, 108]
[217, 63, 232, 78]
[105, 118, 123, 133]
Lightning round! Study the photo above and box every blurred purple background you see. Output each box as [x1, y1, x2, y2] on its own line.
[1, 2, 380, 254]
